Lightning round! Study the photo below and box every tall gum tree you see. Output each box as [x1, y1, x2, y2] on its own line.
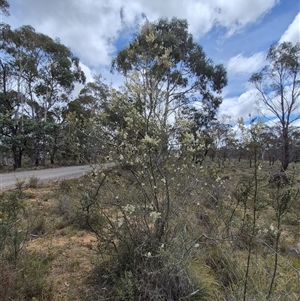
[62, 75, 110, 163]
[111, 18, 227, 163]
[0, 25, 85, 167]
[250, 42, 300, 171]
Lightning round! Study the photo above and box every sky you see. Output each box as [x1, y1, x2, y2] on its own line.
[5, 0, 300, 124]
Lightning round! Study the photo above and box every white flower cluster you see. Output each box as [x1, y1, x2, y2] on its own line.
[181, 132, 194, 144]
[149, 211, 162, 221]
[260, 223, 279, 235]
[267, 224, 279, 235]
[124, 116, 133, 124]
[215, 176, 221, 183]
[117, 219, 123, 228]
[145, 203, 155, 211]
[142, 134, 159, 146]
[122, 204, 136, 214]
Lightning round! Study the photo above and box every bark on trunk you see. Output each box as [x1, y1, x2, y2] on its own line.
[281, 127, 289, 171]
[12, 145, 22, 169]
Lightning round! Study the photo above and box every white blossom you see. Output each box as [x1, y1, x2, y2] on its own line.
[150, 211, 162, 221]
[123, 204, 135, 214]
[142, 134, 158, 145]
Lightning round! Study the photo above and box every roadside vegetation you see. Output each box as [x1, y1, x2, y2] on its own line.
[1, 2, 300, 300]
[0, 156, 299, 301]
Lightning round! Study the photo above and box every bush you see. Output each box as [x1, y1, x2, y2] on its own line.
[27, 175, 40, 188]
[74, 161, 220, 301]
[0, 250, 53, 301]
[0, 191, 27, 263]
[17, 251, 53, 300]
[0, 261, 16, 301]
[89, 241, 201, 301]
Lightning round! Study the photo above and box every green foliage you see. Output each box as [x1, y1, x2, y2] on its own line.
[0, 24, 86, 168]
[111, 17, 227, 160]
[0, 251, 53, 301]
[14, 177, 26, 195]
[112, 18, 227, 94]
[205, 244, 240, 288]
[27, 175, 40, 188]
[0, 0, 9, 15]
[0, 190, 27, 263]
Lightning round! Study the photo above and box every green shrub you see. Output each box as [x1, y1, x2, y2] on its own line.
[14, 178, 26, 198]
[0, 191, 27, 263]
[0, 261, 16, 301]
[0, 250, 53, 301]
[30, 216, 47, 236]
[16, 251, 53, 300]
[27, 175, 40, 188]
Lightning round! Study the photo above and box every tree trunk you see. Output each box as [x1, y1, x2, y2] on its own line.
[18, 149, 22, 168]
[35, 153, 39, 166]
[12, 145, 22, 169]
[281, 127, 289, 171]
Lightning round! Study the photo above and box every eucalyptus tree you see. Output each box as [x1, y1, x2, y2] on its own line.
[0, 24, 85, 167]
[258, 125, 281, 165]
[1, 25, 86, 122]
[76, 74, 110, 113]
[60, 75, 111, 164]
[290, 126, 300, 163]
[0, 0, 9, 16]
[112, 17, 227, 164]
[250, 42, 300, 171]
[211, 121, 234, 163]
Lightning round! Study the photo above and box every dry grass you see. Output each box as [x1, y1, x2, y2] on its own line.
[0, 182, 100, 301]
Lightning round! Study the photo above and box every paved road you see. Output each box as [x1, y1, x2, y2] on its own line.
[0, 163, 114, 190]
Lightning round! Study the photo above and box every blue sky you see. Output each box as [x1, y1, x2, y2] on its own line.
[200, 0, 298, 95]
[6, 0, 300, 123]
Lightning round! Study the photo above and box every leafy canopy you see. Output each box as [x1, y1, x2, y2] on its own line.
[112, 18, 227, 115]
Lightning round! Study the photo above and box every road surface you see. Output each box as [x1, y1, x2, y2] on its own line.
[0, 163, 114, 190]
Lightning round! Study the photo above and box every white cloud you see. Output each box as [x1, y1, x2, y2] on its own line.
[219, 89, 259, 122]
[227, 52, 265, 75]
[72, 62, 95, 97]
[10, 0, 279, 71]
[131, 0, 279, 38]
[279, 12, 300, 44]
[11, 0, 124, 67]
[213, 0, 280, 37]
[79, 62, 94, 83]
